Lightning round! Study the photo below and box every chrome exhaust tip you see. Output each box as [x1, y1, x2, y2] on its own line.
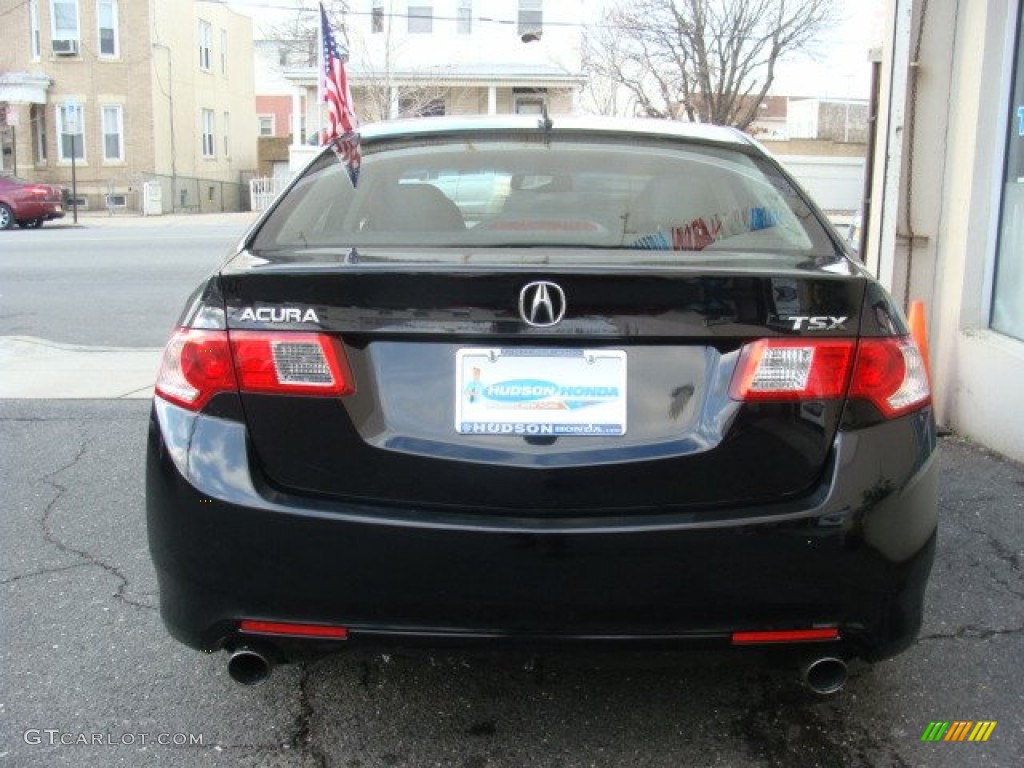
[800, 656, 848, 695]
[227, 647, 273, 685]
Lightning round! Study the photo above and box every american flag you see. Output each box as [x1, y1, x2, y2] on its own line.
[319, 2, 361, 185]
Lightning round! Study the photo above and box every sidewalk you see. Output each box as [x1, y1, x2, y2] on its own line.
[0, 336, 158, 399]
[46, 209, 261, 229]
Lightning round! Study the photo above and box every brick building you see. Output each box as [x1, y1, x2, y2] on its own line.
[0, 0, 257, 213]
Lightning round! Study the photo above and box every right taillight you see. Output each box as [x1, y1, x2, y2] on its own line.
[848, 337, 931, 418]
[155, 328, 355, 412]
[729, 339, 855, 401]
[730, 336, 931, 419]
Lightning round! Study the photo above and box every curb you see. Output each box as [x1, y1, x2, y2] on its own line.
[0, 336, 160, 399]
[36, 211, 261, 229]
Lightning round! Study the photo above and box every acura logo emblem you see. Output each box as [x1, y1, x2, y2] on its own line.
[519, 281, 566, 327]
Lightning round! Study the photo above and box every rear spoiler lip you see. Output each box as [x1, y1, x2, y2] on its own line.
[221, 246, 858, 278]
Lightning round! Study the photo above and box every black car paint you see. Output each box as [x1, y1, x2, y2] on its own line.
[147, 121, 937, 670]
[211, 267, 865, 507]
[148, 262, 936, 661]
[147, 393, 936, 661]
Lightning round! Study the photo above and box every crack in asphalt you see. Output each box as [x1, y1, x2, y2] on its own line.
[38, 436, 157, 612]
[199, 664, 327, 762]
[836, 716, 911, 768]
[733, 671, 905, 768]
[0, 561, 95, 586]
[9, 410, 327, 764]
[918, 624, 1024, 642]
[175, 667, 321, 760]
[980, 529, 1023, 573]
[0, 416, 67, 422]
[957, 525, 1024, 601]
[289, 662, 328, 768]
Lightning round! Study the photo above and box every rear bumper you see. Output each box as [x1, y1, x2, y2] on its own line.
[17, 201, 65, 221]
[146, 398, 937, 663]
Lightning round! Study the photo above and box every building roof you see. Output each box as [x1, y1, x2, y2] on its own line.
[283, 61, 585, 89]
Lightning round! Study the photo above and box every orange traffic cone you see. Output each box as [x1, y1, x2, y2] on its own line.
[907, 300, 931, 382]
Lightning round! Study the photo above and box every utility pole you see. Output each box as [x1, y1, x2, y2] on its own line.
[65, 100, 80, 224]
[4, 106, 18, 175]
[153, 43, 177, 212]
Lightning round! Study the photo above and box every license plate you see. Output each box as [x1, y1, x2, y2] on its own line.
[456, 348, 627, 436]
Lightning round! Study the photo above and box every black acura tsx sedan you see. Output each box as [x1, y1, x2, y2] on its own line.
[146, 116, 936, 692]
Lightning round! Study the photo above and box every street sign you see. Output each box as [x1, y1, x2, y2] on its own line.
[64, 101, 80, 133]
[64, 100, 80, 224]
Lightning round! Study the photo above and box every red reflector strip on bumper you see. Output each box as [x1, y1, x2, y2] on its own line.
[731, 628, 840, 645]
[239, 620, 349, 639]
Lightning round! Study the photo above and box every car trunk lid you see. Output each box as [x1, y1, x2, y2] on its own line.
[216, 253, 866, 513]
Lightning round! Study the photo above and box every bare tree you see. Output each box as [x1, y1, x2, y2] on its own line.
[352, 79, 451, 124]
[578, 27, 630, 117]
[263, 1, 350, 69]
[262, 0, 451, 124]
[344, 2, 451, 122]
[584, 0, 839, 128]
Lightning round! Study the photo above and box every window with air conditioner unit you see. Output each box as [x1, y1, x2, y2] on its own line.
[52, 38, 79, 55]
[518, 0, 543, 37]
[408, 5, 432, 33]
[50, 0, 80, 54]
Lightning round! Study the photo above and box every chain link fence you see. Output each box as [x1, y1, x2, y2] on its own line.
[140, 173, 251, 214]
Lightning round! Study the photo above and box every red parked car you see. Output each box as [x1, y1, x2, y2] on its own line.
[0, 174, 67, 229]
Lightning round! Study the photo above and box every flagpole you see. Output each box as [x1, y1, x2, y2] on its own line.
[317, 2, 325, 145]
[319, 1, 362, 186]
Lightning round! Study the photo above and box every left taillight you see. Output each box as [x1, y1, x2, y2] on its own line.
[155, 329, 236, 410]
[155, 329, 355, 412]
[230, 331, 355, 397]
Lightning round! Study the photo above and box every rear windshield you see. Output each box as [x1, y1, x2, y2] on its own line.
[250, 131, 839, 262]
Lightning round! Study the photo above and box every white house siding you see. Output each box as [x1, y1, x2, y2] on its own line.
[868, 0, 1024, 462]
[777, 155, 866, 213]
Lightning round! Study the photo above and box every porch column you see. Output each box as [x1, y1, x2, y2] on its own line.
[389, 87, 399, 119]
[488, 85, 497, 115]
[291, 88, 303, 146]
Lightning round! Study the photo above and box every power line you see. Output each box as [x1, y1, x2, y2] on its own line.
[204, 0, 613, 31]
[0, 0, 33, 21]
[208, 0, 871, 47]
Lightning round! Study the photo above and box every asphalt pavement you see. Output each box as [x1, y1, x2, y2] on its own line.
[1, 405, 1022, 767]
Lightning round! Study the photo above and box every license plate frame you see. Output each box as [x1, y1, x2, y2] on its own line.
[455, 348, 627, 437]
